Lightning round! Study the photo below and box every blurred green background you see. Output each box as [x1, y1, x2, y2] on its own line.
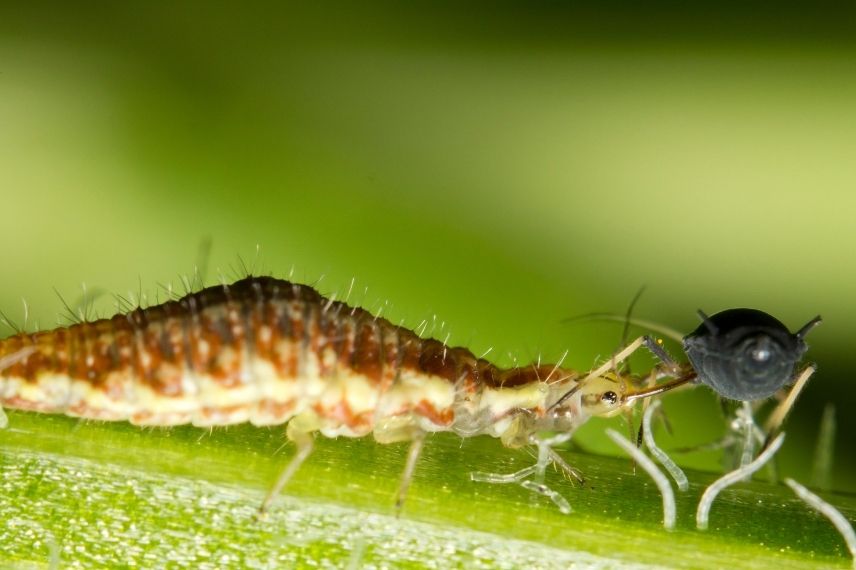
[0, 2, 854, 492]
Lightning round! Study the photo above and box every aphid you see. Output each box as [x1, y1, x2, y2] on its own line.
[683, 308, 821, 401]
[567, 306, 820, 408]
[0, 276, 688, 514]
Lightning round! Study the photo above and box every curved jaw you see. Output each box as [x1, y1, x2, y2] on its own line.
[623, 372, 697, 406]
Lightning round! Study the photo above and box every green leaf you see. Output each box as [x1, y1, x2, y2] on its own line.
[1, 411, 853, 569]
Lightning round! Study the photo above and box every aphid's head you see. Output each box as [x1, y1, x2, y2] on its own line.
[682, 308, 821, 401]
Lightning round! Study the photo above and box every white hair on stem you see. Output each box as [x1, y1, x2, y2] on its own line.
[606, 428, 676, 531]
[784, 478, 856, 569]
[643, 400, 689, 492]
[696, 433, 785, 530]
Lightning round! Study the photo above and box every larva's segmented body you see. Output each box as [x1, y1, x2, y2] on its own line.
[0, 276, 685, 512]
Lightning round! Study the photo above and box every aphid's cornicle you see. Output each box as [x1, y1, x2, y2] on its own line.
[0, 276, 684, 513]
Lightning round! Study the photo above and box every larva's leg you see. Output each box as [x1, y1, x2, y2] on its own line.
[259, 429, 314, 515]
[471, 433, 577, 514]
[533, 432, 583, 484]
[394, 433, 425, 516]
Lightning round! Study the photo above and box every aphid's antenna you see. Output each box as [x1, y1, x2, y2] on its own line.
[796, 315, 823, 339]
[621, 286, 647, 350]
[619, 286, 645, 447]
[696, 309, 718, 335]
[562, 314, 685, 343]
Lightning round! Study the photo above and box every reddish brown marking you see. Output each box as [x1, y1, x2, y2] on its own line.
[414, 399, 454, 426]
[0, 276, 572, 424]
[351, 319, 382, 384]
[313, 399, 373, 431]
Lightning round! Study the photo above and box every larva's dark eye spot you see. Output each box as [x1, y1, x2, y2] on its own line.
[682, 308, 819, 401]
[601, 391, 618, 405]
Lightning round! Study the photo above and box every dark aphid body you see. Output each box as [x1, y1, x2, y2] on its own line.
[683, 308, 821, 401]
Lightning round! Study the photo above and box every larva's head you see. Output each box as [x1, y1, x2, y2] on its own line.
[577, 371, 629, 417]
[548, 370, 693, 426]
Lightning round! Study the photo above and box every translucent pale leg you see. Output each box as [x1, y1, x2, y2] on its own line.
[259, 430, 314, 515]
[471, 465, 538, 484]
[470, 432, 578, 515]
[394, 434, 425, 515]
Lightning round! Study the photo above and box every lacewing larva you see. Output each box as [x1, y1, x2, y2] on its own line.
[0, 276, 697, 513]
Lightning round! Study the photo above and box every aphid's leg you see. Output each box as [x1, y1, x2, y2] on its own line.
[737, 402, 759, 470]
[640, 337, 681, 375]
[394, 433, 425, 516]
[259, 428, 315, 516]
[763, 364, 816, 447]
[585, 335, 679, 384]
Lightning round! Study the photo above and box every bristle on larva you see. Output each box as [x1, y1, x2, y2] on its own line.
[696, 433, 785, 530]
[0, 275, 692, 514]
[606, 428, 676, 530]
[785, 478, 856, 569]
